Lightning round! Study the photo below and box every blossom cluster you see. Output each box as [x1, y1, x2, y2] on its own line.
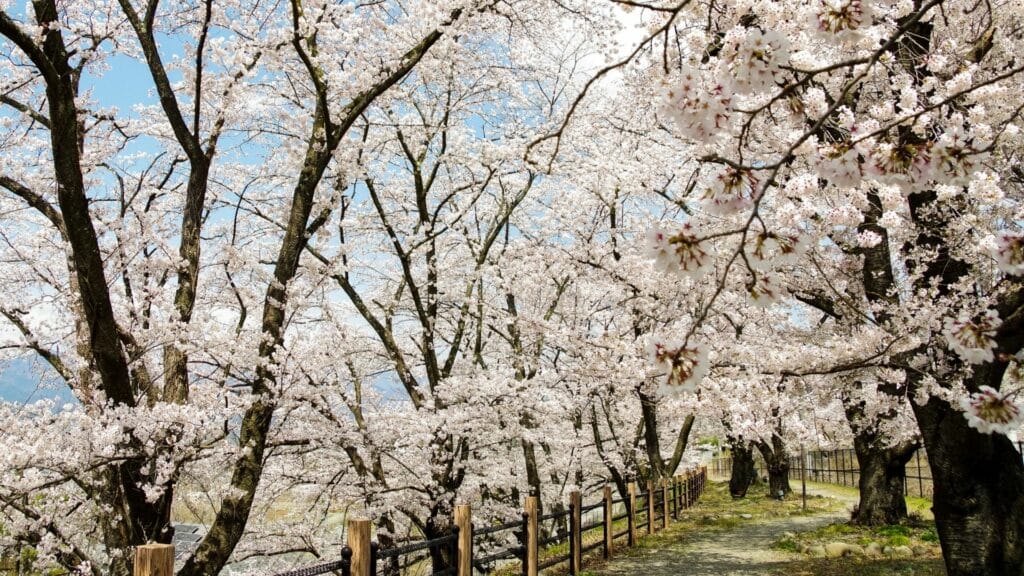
[644, 224, 712, 280]
[943, 309, 1001, 365]
[961, 386, 1024, 436]
[645, 338, 710, 394]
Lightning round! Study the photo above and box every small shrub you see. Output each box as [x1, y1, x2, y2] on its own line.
[818, 523, 858, 537]
[886, 534, 911, 547]
[921, 527, 940, 543]
[875, 525, 912, 539]
[773, 538, 799, 552]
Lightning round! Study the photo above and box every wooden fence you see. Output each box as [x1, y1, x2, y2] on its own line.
[132, 467, 708, 576]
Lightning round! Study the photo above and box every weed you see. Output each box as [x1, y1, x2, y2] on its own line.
[773, 538, 800, 553]
[875, 525, 912, 538]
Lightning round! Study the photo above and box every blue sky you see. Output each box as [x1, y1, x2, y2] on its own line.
[0, 358, 75, 404]
[1, 7, 164, 405]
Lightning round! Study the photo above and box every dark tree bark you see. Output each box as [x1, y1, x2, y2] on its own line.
[756, 435, 792, 497]
[729, 440, 757, 499]
[902, 183, 1024, 575]
[910, 369, 1024, 576]
[849, 436, 916, 525]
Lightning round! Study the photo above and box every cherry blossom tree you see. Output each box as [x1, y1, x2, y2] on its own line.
[577, 1, 1024, 573]
[0, 0, 621, 573]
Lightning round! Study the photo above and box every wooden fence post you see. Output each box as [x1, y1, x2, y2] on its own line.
[661, 479, 669, 529]
[627, 482, 637, 547]
[455, 504, 472, 576]
[525, 496, 539, 576]
[668, 476, 674, 518]
[603, 485, 613, 559]
[134, 544, 174, 576]
[671, 476, 677, 519]
[349, 519, 372, 576]
[569, 491, 582, 575]
[646, 480, 655, 535]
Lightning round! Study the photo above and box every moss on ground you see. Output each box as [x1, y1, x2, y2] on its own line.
[538, 480, 846, 575]
[769, 557, 946, 576]
[771, 505, 946, 575]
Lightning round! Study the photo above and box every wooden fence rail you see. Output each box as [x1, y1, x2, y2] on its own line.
[133, 467, 708, 576]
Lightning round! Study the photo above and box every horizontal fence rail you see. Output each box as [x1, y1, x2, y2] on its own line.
[134, 468, 709, 576]
[706, 446, 984, 500]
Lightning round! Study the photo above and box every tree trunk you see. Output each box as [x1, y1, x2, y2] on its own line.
[639, 390, 666, 482]
[910, 368, 1024, 576]
[756, 437, 792, 497]
[842, 385, 916, 525]
[902, 167, 1024, 573]
[850, 435, 915, 526]
[425, 512, 458, 573]
[729, 441, 757, 499]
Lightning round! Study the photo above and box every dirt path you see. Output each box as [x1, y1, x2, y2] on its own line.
[589, 487, 858, 576]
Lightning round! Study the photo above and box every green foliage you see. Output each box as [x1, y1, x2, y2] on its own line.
[814, 523, 859, 537]
[772, 557, 947, 576]
[920, 527, 939, 543]
[887, 534, 911, 547]
[773, 538, 800, 553]
[874, 525, 911, 538]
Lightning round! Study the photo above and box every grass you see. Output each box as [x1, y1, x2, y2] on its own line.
[771, 495, 946, 576]
[797, 481, 935, 521]
[535, 481, 847, 575]
[786, 519, 940, 548]
[770, 557, 947, 576]
[500, 481, 941, 576]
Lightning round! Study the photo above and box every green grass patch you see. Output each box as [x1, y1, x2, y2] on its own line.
[770, 557, 946, 576]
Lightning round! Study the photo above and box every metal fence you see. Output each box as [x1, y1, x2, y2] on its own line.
[710, 447, 937, 499]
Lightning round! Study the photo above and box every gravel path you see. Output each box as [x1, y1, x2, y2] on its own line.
[590, 487, 858, 576]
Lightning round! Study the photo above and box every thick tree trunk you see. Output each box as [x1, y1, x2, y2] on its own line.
[842, 384, 916, 525]
[729, 441, 757, 499]
[911, 369, 1024, 576]
[850, 435, 915, 526]
[756, 435, 792, 497]
[903, 170, 1024, 574]
[763, 452, 791, 498]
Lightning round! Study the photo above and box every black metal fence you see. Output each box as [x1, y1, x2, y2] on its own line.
[268, 547, 352, 576]
[710, 447, 940, 498]
[373, 531, 461, 576]
[472, 515, 527, 574]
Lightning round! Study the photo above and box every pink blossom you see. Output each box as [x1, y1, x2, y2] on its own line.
[702, 168, 758, 216]
[992, 232, 1024, 275]
[943, 310, 1001, 364]
[644, 225, 712, 280]
[961, 386, 1024, 436]
[647, 338, 709, 394]
[816, 0, 872, 35]
[747, 272, 786, 308]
